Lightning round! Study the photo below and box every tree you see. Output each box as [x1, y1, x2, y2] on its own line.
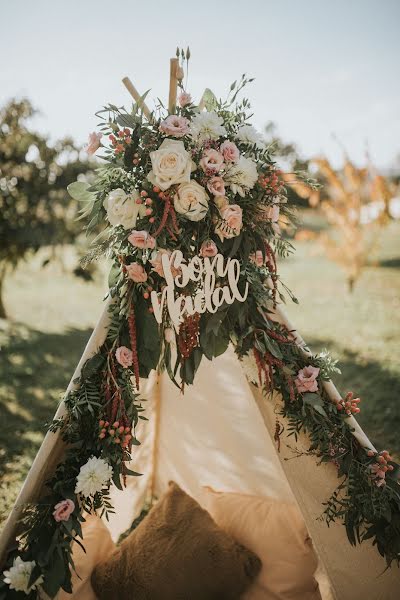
[0, 99, 92, 318]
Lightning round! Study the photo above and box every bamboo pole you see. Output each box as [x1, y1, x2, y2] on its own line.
[0, 299, 113, 566]
[121, 77, 152, 121]
[168, 57, 179, 114]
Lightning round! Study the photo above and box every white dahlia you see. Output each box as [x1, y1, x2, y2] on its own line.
[236, 124, 264, 148]
[75, 456, 113, 498]
[225, 156, 258, 197]
[189, 111, 226, 143]
[240, 352, 259, 385]
[3, 557, 43, 594]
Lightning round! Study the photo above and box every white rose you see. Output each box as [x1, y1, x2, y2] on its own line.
[147, 139, 192, 191]
[174, 180, 209, 221]
[103, 188, 146, 229]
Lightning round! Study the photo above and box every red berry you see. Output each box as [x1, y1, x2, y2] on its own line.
[149, 217, 155, 223]
[145, 208, 152, 216]
[136, 198, 142, 204]
[153, 186, 160, 193]
[143, 292, 149, 299]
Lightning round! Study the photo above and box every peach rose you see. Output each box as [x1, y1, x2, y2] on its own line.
[126, 262, 148, 283]
[87, 132, 102, 155]
[128, 230, 156, 249]
[220, 140, 239, 163]
[53, 499, 75, 522]
[200, 240, 218, 257]
[115, 346, 133, 368]
[178, 91, 192, 107]
[295, 365, 320, 393]
[199, 149, 224, 174]
[159, 115, 190, 138]
[215, 204, 243, 240]
[150, 249, 181, 278]
[207, 176, 226, 196]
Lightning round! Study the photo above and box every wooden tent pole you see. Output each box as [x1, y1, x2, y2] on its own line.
[273, 303, 376, 452]
[168, 57, 179, 114]
[122, 77, 152, 121]
[0, 299, 113, 567]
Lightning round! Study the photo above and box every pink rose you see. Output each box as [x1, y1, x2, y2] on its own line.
[128, 230, 156, 249]
[221, 204, 243, 231]
[178, 91, 192, 107]
[199, 149, 224, 174]
[159, 115, 190, 138]
[125, 262, 148, 283]
[87, 132, 102, 155]
[207, 176, 226, 196]
[53, 499, 75, 522]
[115, 346, 133, 368]
[200, 240, 218, 257]
[294, 365, 320, 393]
[250, 250, 265, 267]
[150, 249, 181, 278]
[220, 140, 239, 163]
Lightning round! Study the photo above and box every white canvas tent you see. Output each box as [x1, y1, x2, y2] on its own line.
[1, 61, 399, 599]
[1, 298, 399, 599]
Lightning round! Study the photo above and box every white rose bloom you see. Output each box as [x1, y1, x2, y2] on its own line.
[189, 111, 227, 143]
[225, 156, 259, 197]
[103, 188, 146, 229]
[3, 557, 43, 594]
[236, 124, 264, 148]
[75, 456, 113, 498]
[240, 352, 259, 385]
[174, 181, 209, 221]
[147, 139, 193, 191]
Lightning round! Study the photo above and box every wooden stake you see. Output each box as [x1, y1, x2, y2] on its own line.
[122, 77, 152, 121]
[168, 58, 179, 114]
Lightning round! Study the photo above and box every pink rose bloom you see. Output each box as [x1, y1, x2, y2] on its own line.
[126, 262, 148, 283]
[295, 365, 320, 393]
[207, 176, 226, 196]
[53, 499, 75, 522]
[220, 140, 239, 163]
[250, 250, 265, 267]
[200, 240, 218, 257]
[115, 346, 133, 368]
[87, 132, 102, 155]
[159, 115, 190, 137]
[151, 249, 182, 278]
[221, 204, 243, 232]
[178, 91, 192, 107]
[200, 149, 224, 174]
[128, 230, 156, 250]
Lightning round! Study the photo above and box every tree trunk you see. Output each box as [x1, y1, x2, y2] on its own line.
[0, 262, 8, 319]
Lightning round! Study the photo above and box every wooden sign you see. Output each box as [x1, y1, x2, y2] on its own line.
[150, 251, 248, 329]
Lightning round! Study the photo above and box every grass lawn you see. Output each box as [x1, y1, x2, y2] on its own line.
[0, 217, 399, 528]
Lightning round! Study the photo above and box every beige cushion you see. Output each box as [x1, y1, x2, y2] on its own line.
[202, 488, 321, 600]
[92, 481, 261, 600]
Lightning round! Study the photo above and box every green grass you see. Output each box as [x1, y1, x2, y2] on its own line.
[0, 219, 399, 529]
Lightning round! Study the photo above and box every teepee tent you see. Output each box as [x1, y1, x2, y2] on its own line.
[1, 54, 399, 600]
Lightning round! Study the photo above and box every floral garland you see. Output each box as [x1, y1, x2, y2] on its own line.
[1, 59, 399, 598]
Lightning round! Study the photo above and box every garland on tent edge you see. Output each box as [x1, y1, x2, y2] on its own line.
[1, 66, 400, 599]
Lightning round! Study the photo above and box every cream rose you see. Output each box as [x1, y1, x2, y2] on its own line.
[147, 139, 192, 191]
[174, 180, 209, 221]
[103, 188, 146, 230]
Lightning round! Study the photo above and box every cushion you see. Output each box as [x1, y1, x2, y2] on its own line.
[91, 481, 261, 600]
[202, 488, 321, 600]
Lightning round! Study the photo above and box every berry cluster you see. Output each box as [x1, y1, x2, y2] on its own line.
[258, 169, 283, 195]
[334, 391, 361, 415]
[98, 419, 132, 448]
[108, 128, 132, 156]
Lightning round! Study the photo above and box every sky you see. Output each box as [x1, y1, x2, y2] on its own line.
[1, 0, 399, 169]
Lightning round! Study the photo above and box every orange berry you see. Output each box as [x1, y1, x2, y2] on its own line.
[143, 292, 149, 299]
[115, 437, 121, 444]
[109, 429, 115, 436]
[153, 186, 160, 193]
[140, 190, 148, 197]
[113, 421, 119, 428]
[99, 420, 105, 427]
[118, 425, 125, 434]
[149, 217, 155, 223]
